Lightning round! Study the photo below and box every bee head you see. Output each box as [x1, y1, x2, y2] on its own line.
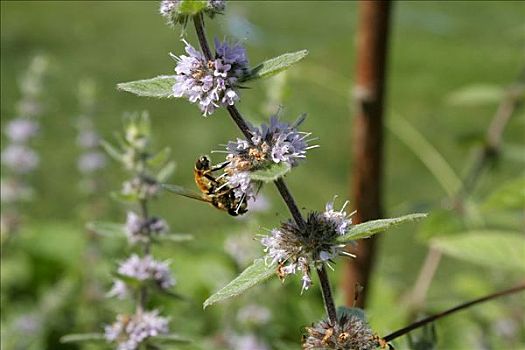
[195, 155, 211, 170]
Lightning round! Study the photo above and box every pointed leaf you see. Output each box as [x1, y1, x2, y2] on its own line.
[432, 231, 525, 272]
[337, 306, 367, 322]
[241, 50, 309, 82]
[157, 161, 177, 183]
[482, 177, 525, 211]
[117, 75, 176, 98]
[86, 221, 125, 237]
[203, 258, 275, 309]
[151, 333, 192, 344]
[101, 140, 123, 162]
[249, 162, 291, 182]
[60, 333, 105, 344]
[337, 213, 427, 243]
[446, 84, 504, 106]
[156, 233, 194, 243]
[148, 147, 172, 169]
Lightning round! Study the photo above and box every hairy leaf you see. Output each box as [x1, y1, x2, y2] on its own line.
[482, 177, 525, 211]
[101, 140, 123, 162]
[157, 161, 177, 183]
[432, 231, 525, 272]
[250, 162, 291, 182]
[117, 75, 176, 98]
[203, 258, 274, 309]
[337, 213, 427, 243]
[60, 333, 105, 344]
[242, 50, 309, 82]
[148, 147, 172, 169]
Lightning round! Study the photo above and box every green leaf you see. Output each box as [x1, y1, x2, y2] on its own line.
[337, 306, 367, 322]
[446, 84, 504, 106]
[148, 147, 172, 169]
[432, 231, 525, 272]
[101, 140, 123, 162]
[250, 162, 291, 182]
[86, 221, 125, 237]
[117, 75, 176, 98]
[203, 258, 275, 309]
[387, 114, 462, 197]
[111, 191, 138, 204]
[337, 213, 427, 243]
[482, 177, 525, 211]
[156, 233, 194, 243]
[242, 50, 309, 82]
[157, 161, 177, 183]
[60, 333, 105, 344]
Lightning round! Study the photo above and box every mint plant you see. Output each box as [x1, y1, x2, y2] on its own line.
[117, 2, 427, 348]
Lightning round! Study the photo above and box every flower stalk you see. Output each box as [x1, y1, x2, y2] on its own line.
[191, 14, 337, 323]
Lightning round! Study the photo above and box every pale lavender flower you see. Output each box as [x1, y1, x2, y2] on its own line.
[1, 145, 39, 173]
[5, 118, 39, 143]
[237, 304, 271, 326]
[122, 176, 160, 200]
[171, 39, 248, 116]
[125, 211, 169, 244]
[222, 114, 317, 201]
[303, 314, 381, 350]
[117, 254, 175, 290]
[229, 334, 269, 350]
[107, 279, 129, 300]
[76, 130, 100, 148]
[260, 199, 354, 293]
[104, 310, 169, 350]
[77, 151, 107, 173]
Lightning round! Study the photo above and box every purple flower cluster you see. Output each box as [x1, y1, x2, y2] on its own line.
[221, 114, 317, 202]
[113, 254, 174, 291]
[104, 310, 170, 350]
[260, 198, 354, 293]
[125, 211, 169, 244]
[171, 39, 248, 116]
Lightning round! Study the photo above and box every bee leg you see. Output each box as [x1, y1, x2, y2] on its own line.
[210, 160, 230, 172]
[234, 192, 248, 215]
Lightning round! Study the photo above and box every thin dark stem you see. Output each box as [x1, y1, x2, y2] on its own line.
[191, 16, 337, 322]
[274, 178, 306, 228]
[193, 13, 212, 61]
[317, 264, 338, 325]
[383, 283, 525, 342]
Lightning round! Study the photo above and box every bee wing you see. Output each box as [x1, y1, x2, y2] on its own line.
[162, 184, 210, 203]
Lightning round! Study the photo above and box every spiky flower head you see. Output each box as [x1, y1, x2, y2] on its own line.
[160, 0, 226, 27]
[108, 254, 175, 299]
[171, 39, 248, 116]
[222, 114, 317, 202]
[303, 314, 382, 350]
[260, 198, 354, 293]
[125, 211, 169, 244]
[104, 310, 169, 350]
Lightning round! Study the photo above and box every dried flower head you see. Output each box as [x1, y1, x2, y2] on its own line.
[160, 0, 226, 27]
[104, 310, 169, 350]
[171, 39, 248, 116]
[125, 211, 169, 244]
[303, 314, 382, 350]
[260, 198, 354, 293]
[114, 254, 175, 291]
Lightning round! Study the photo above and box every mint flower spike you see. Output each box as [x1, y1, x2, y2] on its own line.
[160, 0, 226, 28]
[260, 198, 355, 294]
[171, 38, 248, 116]
[303, 314, 382, 350]
[220, 114, 318, 203]
[104, 310, 170, 350]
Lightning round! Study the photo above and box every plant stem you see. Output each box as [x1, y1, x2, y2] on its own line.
[317, 264, 338, 325]
[383, 283, 525, 342]
[191, 15, 336, 321]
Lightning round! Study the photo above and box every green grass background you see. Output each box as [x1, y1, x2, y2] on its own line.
[1, 1, 524, 349]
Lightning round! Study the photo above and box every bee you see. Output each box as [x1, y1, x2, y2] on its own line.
[164, 155, 248, 216]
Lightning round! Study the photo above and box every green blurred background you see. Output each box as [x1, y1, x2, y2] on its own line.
[1, 1, 524, 349]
